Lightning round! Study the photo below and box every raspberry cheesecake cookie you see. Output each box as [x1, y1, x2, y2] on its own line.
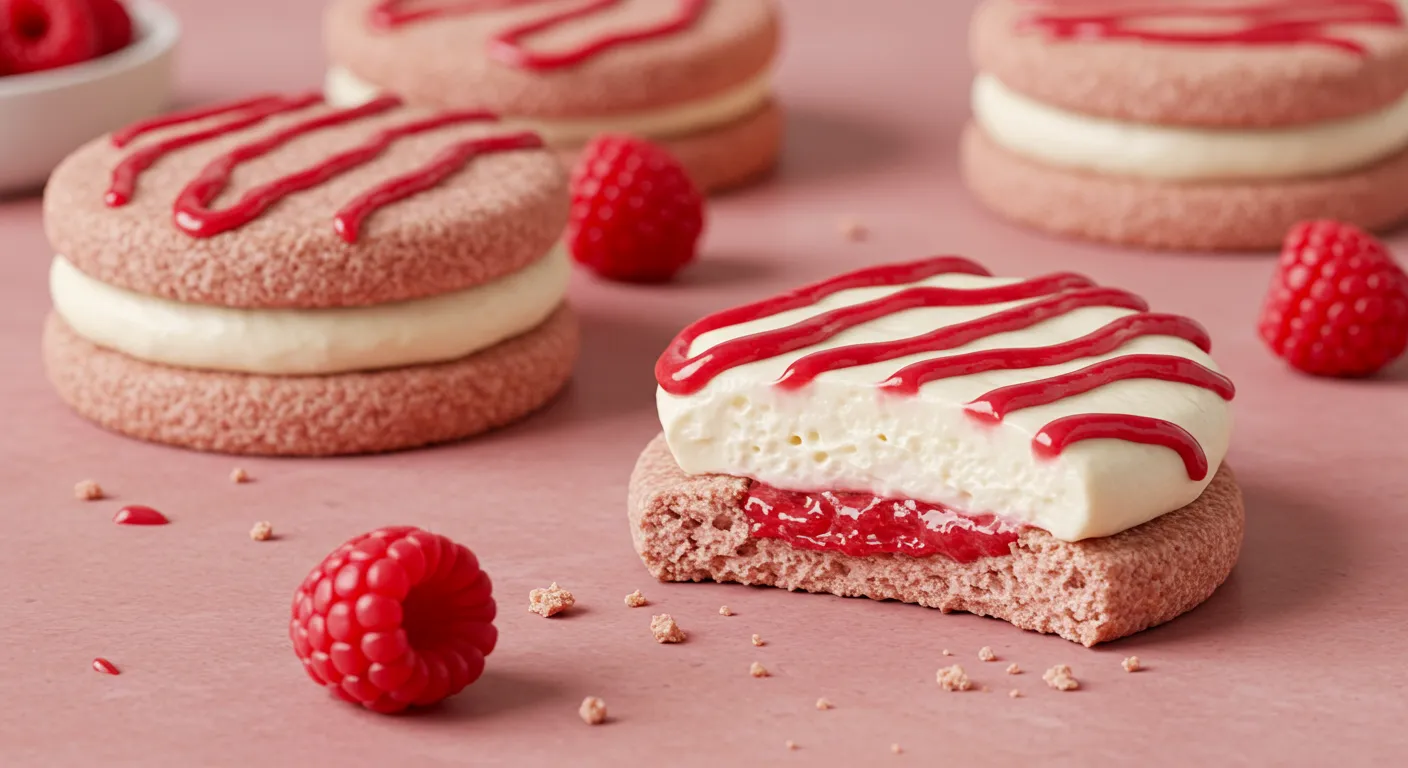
[629, 256, 1243, 645]
[963, 0, 1408, 251]
[42, 93, 577, 456]
[323, 0, 782, 193]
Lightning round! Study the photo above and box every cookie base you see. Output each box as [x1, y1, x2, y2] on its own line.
[961, 122, 1408, 251]
[557, 99, 783, 194]
[628, 435, 1244, 646]
[42, 306, 578, 456]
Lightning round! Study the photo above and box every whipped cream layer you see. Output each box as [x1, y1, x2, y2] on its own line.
[325, 66, 772, 146]
[972, 73, 1408, 181]
[50, 247, 569, 376]
[655, 262, 1234, 543]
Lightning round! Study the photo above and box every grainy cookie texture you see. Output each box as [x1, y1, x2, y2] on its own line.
[650, 614, 686, 643]
[529, 583, 575, 618]
[936, 665, 972, 692]
[627, 434, 1244, 646]
[1043, 664, 1080, 691]
[624, 590, 647, 608]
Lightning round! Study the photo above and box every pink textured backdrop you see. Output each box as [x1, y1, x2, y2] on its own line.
[2, 1, 1406, 765]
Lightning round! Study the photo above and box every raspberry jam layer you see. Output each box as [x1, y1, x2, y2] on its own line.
[744, 483, 1022, 563]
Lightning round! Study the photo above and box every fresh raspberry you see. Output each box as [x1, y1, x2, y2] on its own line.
[0, 0, 101, 75]
[566, 134, 705, 283]
[1259, 220, 1408, 377]
[84, 0, 131, 55]
[289, 526, 497, 714]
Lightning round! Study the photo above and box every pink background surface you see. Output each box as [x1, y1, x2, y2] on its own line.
[3, 1, 1407, 765]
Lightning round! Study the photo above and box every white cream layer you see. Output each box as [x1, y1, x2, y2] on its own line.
[50, 247, 569, 375]
[325, 65, 771, 146]
[972, 73, 1408, 181]
[657, 271, 1233, 543]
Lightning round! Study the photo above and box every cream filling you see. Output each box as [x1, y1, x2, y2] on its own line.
[324, 65, 771, 145]
[972, 72, 1408, 181]
[50, 247, 569, 375]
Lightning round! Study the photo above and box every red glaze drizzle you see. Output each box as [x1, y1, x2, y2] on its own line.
[745, 482, 1021, 563]
[655, 257, 1236, 480]
[369, 0, 710, 71]
[105, 94, 543, 243]
[92, 658, 121, 675]
[1018, 0, 1404, 55]
[112, 505, 169, 526]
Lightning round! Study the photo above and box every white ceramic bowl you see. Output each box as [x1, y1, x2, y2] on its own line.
[0, 0, 179, 195]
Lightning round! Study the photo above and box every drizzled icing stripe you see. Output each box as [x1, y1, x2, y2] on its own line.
[1017, 0, 1404, 55]
[369, 0, 710, 71]
[654, 256, 1236, 481]
[104, 94, 544, 243]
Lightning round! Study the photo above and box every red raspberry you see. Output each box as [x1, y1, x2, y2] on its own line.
[290, 526, 497, 714]
[0, 0, 101, 75]
[1259, 220, 1408, 377]
[567, 134, 705, 283]
[84, 0, 131, 55]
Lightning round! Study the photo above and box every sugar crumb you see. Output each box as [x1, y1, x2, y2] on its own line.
[751, 633, 765, 647]
[785, 740, 798, 751]
[719, 605, 732, 616]
[1009, 689, 1021, 698]
[941, 649, 953, 656]
[624, 590, 648, 608]
[249, 521, 274, 541]
[935, 664, 972, 691]
[838, 217, 869, 242]
[579, 696, 607, 725]
[815, 698, 833, 711]
[1043, 664, 1080, 691]
[230, 467, 250, 484]
[1122, 656, 1142, 673]
[529, 583, 575, 618]
[73, 480, 104, 501]
[1006, 663, 1021, 675]
[978, 646, 997, 662]
[650, 613, 686, 643]
[750, 661, 770, 678]
[891, 744, 903, 755]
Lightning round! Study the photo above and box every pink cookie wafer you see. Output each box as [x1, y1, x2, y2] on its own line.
[628, 435, 1244, 647]
[323, 0, 782, 193]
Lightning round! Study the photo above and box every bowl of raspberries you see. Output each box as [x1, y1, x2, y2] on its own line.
[0, 0, 178, 193]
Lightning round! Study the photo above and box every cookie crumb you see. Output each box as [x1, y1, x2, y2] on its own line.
[785, 740, 798, 751]
[815, 698, 833, 711]
[751, 633, 765, 647]
[249, 521, 274, 541]
[1009, 689, 1021, 699]
[624, 590, 647, 608]
[1043, 664, 1080, 691]
[891, 744, 903, 755]
[719, 605, 732, 616]
[838, 217, 869, 242]
[73, 480, 104, 501]
[529, 583, 575, 618]
[650, 613, 686, 643]
[1006, 663, 1021, 675]
[750, 661, 770, 678]
[941, 648, 953, 656]
[579, 696, 607, 725]
[978, 646, 997, 662]
[935, 664, 972, 691]
[229, 467, 250, 484]
[1122, 656, 1142, 673]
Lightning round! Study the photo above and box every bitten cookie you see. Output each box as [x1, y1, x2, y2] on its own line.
[962, 0, 1408, 251]
[42, 93, 578, 456]
[628, 255, 1244, 645]
[323, 0, 783, 193]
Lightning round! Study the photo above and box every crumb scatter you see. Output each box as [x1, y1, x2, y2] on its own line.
[815, 698, 833, 710]
[978, 646, 997, 662]
[249, 521, 274, 541]
[579, 696, 608, 725]
[936, 664, 972, 691]
[529, 583, 575, 618]
[230, 467, 250, 484]
[650, 613, 687, 643]
[941, 648, 953, 656]
[719, 605, 732, 616]
[1009, 689, 1021, 698]
[1043, 664, 1080, 691]
[750, 661, 770, 678]
[1006, 663, 1021, 675]
[624, 590, 647, 608]
[74, 480, 104, 501]
[751, 633, 765, 647]
[1122, 656, 1142, 673]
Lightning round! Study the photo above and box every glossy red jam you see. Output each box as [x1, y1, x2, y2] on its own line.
[744, 483, 1022, 563]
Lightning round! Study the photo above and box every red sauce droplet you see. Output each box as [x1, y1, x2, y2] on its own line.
[1018, 0, 1403, 55]
[92, 658, 120, 675]
[369, 0, 710, 71]
[745, 483, 1021, 563]
[113, 505, 169, 526]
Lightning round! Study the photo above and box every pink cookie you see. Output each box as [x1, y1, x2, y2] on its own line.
[964, 0, 1408, 250]
[42, 93, 577, 455]
[323, 0, 782, 193]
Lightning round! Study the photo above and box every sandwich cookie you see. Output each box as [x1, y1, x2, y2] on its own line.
[43, 93, 577, 456]
[629, 255, 1243, 645]
[323, 0, 782, 193]
[963, 0, 1408, 251]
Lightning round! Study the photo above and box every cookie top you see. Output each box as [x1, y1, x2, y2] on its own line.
[324, 0, 779, 117]
[971, 0, 1408, 128]
[44, 94, 568, 310]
